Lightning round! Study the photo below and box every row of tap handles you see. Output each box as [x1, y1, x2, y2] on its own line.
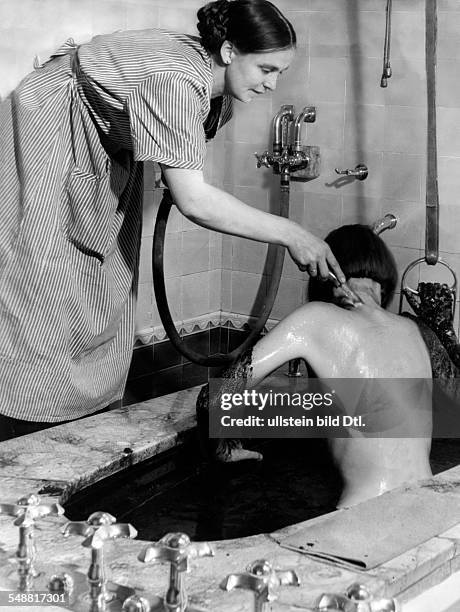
[0, 494, 396, 612]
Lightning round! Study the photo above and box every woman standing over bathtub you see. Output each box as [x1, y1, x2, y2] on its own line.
[0, 0, 344, 439]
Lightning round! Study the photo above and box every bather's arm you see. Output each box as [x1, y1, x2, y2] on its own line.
[196, 304, 320, 461]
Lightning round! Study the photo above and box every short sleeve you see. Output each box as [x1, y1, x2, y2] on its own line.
[127, 71, 209, 169]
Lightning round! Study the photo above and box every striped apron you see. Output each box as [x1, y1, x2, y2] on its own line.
[0, 40, 143, 421]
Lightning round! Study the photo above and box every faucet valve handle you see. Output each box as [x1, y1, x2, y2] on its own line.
[139, 532, 214, 570]
[334, 164, 368, 181]
[221, 559, 299, 612]
[139, 533, 214, 612]
[0, 494, 65, 592]
[316, 583, 397, 612]
[0, 493, 65, 526]
[254, 151, 273, 169]
[63, 511, 137, 611]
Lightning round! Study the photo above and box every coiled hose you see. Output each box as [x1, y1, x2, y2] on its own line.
[153, 188, 289, 367]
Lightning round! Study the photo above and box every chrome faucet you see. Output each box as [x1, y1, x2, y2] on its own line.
[138, 532, 214, 612]
[372, 213, 398, 236]
[221, 559, 299, 612]
[272, 104, 295, 155]
[292, 106, 316, 152]
[255, 104, 318, 183]
[0, 494, 64, 591]
[63, 511, 137, 612]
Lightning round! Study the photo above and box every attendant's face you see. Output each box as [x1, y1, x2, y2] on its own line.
[222, 45, 295, 103]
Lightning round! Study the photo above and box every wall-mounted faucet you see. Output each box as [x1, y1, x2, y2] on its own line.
[255, 104, 320, 184]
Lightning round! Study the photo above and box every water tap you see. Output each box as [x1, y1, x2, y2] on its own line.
[316, 582, 397, 612]
[221, 559, 299, 612]
[63, 511, 137, 612]
[0, 494, 64, 591]
[371, 213, 398, 236]
[138, 532, 214, 612]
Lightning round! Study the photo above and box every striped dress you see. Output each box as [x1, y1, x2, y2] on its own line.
[0, 29, 232, 422]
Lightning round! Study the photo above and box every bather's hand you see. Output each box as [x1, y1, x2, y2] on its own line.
[287, 227, 345, 283]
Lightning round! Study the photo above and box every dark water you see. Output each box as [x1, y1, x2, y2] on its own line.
[65, 437, 460, 542]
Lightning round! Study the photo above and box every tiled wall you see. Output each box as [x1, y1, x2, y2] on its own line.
[224, 0, 460, 333]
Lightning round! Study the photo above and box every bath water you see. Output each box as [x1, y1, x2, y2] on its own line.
[65, 437, 459, 542]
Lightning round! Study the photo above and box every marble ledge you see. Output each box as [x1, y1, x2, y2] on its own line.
[1, 388, 460, 609]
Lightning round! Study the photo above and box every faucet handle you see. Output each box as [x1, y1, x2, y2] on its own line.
[221, 559, 299, 611]
[139, 532, 214, 571]
[63, 511, 137, 546]
[254, 151, 273, 169]
[346, 583, 397, 611]
[62, 512, 137, 611]
[0, 494, 64, 526]
[334, 164, 368, 181]
[139, 533, 213, 612]
[0, 495, 65, 592]
[316, 583, 397, 612]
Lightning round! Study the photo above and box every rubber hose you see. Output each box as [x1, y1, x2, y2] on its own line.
[153, 188, 289, 367]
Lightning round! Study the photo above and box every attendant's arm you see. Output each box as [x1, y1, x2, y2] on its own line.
[162, 166, 344, 280]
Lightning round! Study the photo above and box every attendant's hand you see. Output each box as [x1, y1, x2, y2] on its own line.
[287, 227, 345, 283]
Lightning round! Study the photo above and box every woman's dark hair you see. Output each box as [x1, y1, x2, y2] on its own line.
[197, 0, 296, 55]
[308, 224, 398, 309]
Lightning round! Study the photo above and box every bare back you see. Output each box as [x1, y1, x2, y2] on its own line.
[252, 300, 433, 507]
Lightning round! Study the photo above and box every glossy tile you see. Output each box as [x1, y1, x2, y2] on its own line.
[437, 108, 460, 157]
[231, 271, 267, 316]
[182, 272, 211, 319]
[341, 195, 382, 227]
[181, 229, 210, 275]
[383, 106, 426, 155]
[345, 104, 385, 153]
[438, 156, 460, 208]
[382, 153, 424, 202]
[209, 269, 222, 312]
[226, 98, 272, 144]
[231, 237, 268, 274]
[308, 57, 346, 104]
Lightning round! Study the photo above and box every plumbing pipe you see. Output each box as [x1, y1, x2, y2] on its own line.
[272, 105, 294, 154]
[292, 106, 316, 152]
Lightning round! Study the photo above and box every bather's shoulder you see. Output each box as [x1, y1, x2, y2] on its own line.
[277, 301, 347, 336]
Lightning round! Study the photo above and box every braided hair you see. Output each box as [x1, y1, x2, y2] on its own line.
[197, 0, 296, 55]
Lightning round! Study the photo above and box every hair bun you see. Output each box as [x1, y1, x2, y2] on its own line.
[197, 0, 231, 54]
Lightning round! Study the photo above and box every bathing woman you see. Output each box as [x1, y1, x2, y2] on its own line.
[0, 0, 345, 439]
[198, 225, 433, 508]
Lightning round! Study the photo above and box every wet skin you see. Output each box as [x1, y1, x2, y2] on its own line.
[246, 278, 433, 507]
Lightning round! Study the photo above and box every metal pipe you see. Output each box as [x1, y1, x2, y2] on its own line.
[272, 105, 294, 154]
[380, 0, 393, 87]
[292, 106, 316, 152]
